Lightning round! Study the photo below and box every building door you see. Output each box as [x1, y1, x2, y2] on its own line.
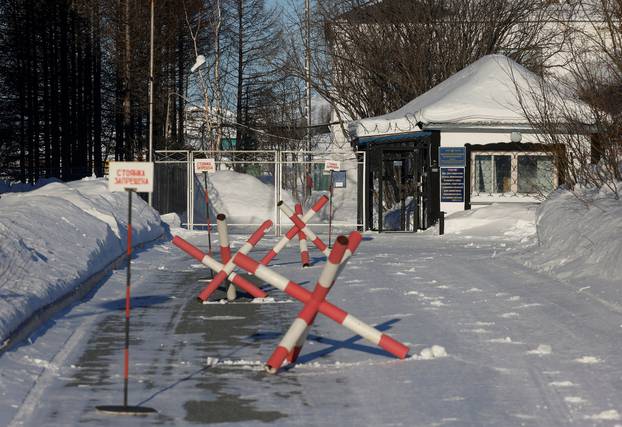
[363, 132, 440, 232]
[378, 150, 422, 232]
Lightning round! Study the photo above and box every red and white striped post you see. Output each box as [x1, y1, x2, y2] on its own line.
[217, 214, 232, 263]
[295, 203, 310, 268]
[232, 252, 409, 360]
[278, 201, 330, 257]
[196, 219, 271, 301]
[97, 162, 156, 415]
[287, 231, 364, 364]
[216, 214, 236, 301]
[173, 236, 268, 299]
[260, 195, 328, 265]
[266, 236, 349, 373]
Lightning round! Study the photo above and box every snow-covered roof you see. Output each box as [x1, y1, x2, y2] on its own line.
[351, 54, 590, 138]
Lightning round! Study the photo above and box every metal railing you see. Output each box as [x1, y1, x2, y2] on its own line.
[154, 149, 366, 234]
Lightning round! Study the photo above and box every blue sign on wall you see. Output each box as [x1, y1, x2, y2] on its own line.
[441, 168, 465, 203]
[439, 147, 466, 167]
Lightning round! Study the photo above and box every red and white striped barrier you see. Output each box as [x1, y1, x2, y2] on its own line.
[278, 201, 330, 257]
[260, 196, 328, 265]
[216, 214, 237, 301]
[217, 214, 232, 263]
[287, 231, 363, 364]
[295, 203, 310, 268]
[232, 251, 409, 361]
[266, 236, 349, 373]
[172, 236, 267, 299]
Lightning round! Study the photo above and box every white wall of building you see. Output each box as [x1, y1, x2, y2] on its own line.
[437, 129, 544, 215]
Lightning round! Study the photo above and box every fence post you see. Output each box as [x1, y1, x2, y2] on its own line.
[439, 211, 445, 236]
[188, 150, 194, 230]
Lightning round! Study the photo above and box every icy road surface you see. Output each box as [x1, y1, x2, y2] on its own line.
[1, 231, 621, 426]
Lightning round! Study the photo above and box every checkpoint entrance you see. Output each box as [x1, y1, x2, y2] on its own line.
[360, 132, 440, 232]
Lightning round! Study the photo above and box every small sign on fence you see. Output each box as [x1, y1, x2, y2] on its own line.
[332, 171, 347, 188]
[324, 160, 341, 172]
[108, 162, 154, 193]
[194, 158, 216, 174]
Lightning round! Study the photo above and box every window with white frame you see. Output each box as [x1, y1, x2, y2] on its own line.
[471, 151, 557, 197]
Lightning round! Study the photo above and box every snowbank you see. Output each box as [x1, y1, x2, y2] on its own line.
[525, 184, 622, 282]
[0, 177, 62, 194]
[0, 178, 163, 345]
[443, 203, 537, 240]
[195, 170, 294, 226]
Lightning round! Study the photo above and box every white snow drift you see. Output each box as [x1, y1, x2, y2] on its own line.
[525, 182, 622, 282]
[0, 178, 163, 345]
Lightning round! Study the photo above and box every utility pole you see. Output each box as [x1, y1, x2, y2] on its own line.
[305, 0, 312, 197]
[305, 0, 311, 152]
[148, 0, 155, 206]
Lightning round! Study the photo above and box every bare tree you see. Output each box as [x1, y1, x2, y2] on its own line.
[283, 0, 557, 144]
[513, 0, 622, 199]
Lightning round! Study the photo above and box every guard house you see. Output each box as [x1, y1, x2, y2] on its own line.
[351, 54, 586, 232]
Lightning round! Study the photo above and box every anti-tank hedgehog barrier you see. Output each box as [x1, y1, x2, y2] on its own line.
[172, 236, 267, 299]
[260, 196, 328, 266]
[266, 236, 349, 373]
[231, 251, 409, 361]
[287, 231, 363, 364]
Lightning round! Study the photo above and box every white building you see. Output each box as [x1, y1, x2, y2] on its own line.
[348, 54, 592, 231]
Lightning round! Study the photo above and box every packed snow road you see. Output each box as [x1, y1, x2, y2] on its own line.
[1, 230, 621, 426]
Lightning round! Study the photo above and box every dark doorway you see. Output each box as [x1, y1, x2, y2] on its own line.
[359, 132, 440, 232]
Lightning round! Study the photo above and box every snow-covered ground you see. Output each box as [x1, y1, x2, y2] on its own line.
[1, 179, 621, 426]
[0, 179, 163, 347]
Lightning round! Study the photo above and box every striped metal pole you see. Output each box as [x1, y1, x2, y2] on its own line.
[195, 219, 271, 301]
[216, 214, 236, 301]
[216, 214, 232, 262]
[233, 252, 409, 359]
[287, 231, 363, 364]
[123, 189, 133, 406]
[172, 237, 267, 299]
[260, 195, 328, 265]
[266, 236, 349, 373]
[278, 201, 330, 256]
[295, 203, 310, 268]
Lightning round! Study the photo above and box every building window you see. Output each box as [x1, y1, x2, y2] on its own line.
[474, 155, 492, 193]
[471, 151, 557, 198]
[517, 155, 555, 193]
[473, 154, 512, 194]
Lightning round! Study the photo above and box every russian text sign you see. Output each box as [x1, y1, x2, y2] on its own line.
[324, 160, 341, 172]
[108, 162, 154, 193]
[439, 147, 466, 167]
[194, 158, 216, 174]
[441, 167, 465, 203]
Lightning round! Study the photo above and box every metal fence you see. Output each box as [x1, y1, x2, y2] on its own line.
[154, 149, 366, 235]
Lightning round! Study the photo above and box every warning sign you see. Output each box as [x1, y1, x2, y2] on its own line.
[108, 162, 154, 193]
[194, 158, 216, 174]
[324, 160, 341, 172]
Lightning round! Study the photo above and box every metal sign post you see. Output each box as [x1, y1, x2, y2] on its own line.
[97, 162, 156, 416]
[194, 159, 216, 278]
[324, 160, 341, 248]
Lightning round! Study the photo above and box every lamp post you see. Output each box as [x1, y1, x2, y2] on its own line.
[147, 0, 155, 206]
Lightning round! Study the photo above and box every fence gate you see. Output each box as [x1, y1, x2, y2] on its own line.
[154, 149, 366, 235]
[153, 150, 191, 223]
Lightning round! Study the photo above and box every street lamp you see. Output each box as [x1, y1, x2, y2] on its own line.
[191, 55, 206, 73]
[190, 55, 212, 151]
